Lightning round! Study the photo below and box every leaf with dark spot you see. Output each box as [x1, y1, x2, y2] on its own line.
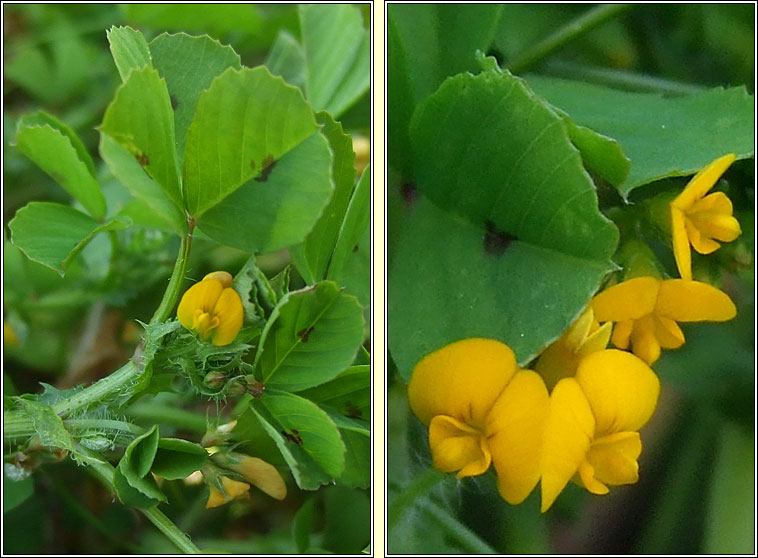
[401, 182, 417, 206]
[134, 151, 149, 167]
[483, 220, 515, 255]
[254, 154, 277, 182]
[170, 95, 179, 110]
[297, 326, 315, 343]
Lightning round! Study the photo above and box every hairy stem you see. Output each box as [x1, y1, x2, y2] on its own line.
[387, 467, 447, 532]
[508, 4, 633, 75]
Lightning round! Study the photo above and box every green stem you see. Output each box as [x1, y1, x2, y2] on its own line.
[508, 4, 633, 75]
[542, 60, 706, 95]
[124, 402, 208, 434]
[4, 225, 195, 439]
[63, 418, 146, 436]
[85, 449, 202, 554]
[150, 222, 194, 324]
[387, 467, 447, 531]
[419, 499, 499, 554]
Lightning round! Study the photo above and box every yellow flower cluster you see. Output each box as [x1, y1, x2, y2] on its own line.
[408, 155, 741, 511]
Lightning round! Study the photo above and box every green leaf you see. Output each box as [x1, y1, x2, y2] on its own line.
[100, 66, 183, 209]
[293, 498, 317, 553]
[290, 112, 357, 284]
[196, 130, 333, 253]
[388, 4, 504, 173]
[337, 428, 370, 489]
[122, 424, 159, 479]
[266, 30, 306, 91]
[703, 423, 755, 554]
[564, 121, 631, 187]
[106, 26, 152, 82]
[248, 396, 332, 490]
[15, 398, 74, 453]
[9, 202, 131, 276]
[525, 76, 755, 196]
[3, 473, 34, 513]
[183, 66, 318, 218]
[259, 389, 345, 479]
[300, 4, 370, 117]
[15, 119, 105, 219]
[100, 135, 185, 234]
[113, 461, 163, 509]
[297, 365, 370, 421]
[254, 281, 365, 392]
[328, 163, 370, 281]
[389, 70, 618, 379]
[149, 32, 241, 167]
[151, 438, 208, 480]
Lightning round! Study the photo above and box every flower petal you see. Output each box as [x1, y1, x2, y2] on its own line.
[177, 279, 223, 331]
[586, 431, 641, 487]
[630, 315, 661, 364]
[575, 349, 660, 435]
[229, 455, 287, 500]
[671, 153, 736, 210]
[408, 338, 516, 427]
[653, 315, 685, 349]
[577, 321, 612, 358]
[656, 279, 737, 322]
[486, 370, 549, 505]
[206, 485, 227, 509]
[689, 212, 741, 243]
[592, 277, 660, 322]
[690, 191, 733, 214]
[610, 319, 633, 349]
[203, 270, 233, 288]
[220, 475, 250, 499]
[429, 415, 490, 478]
[686, 217, 721, 254]
[541, 378, 594, 513]
[577, 459, 609, 495]
[211, 287, 244, 346]
[671, 207, 692, 280]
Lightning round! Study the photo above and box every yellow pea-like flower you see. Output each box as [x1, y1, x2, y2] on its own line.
[591, 276, 736, 364]
[177, 271, 243, 346]
[670, 154, 742, 280]
[224, 452, 287, 501]
[541, 350, 660, 512]
[205, 475, 251, 509]
[408, 338, 549, 505]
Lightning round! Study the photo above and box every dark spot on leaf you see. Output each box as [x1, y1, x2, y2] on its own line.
[298, 326, 314, 343]
[135, 151, 149, 167]
[291, 429, 299, 435]
[254, 154, 277, 182]
[353, 244, 359, 253]
[401, 182, 416, 207]
[170, 95, 179, 110]
[250, 159, 256, 171]
[345, 401, 362, 419]
[282, 429, 303, 445]
[483, 220, 515, 255]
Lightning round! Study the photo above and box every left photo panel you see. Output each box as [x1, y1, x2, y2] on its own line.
[3, 3, 371, 555]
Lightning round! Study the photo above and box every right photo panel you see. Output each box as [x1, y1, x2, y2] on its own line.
[386, 3, 755, 555]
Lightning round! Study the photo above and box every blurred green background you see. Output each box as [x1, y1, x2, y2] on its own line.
[3, 4, 370, 554]
[387, 3, 754, 555]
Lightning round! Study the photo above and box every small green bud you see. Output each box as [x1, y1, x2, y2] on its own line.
[204, 371, 227, 389]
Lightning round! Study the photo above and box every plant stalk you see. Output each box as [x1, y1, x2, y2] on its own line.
[150, 221, 194, 324]
[387, 467, 447, 531]
[508, 4, 633, 75]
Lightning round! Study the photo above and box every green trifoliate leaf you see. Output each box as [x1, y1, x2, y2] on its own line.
[106, 26, 152, 81]
[9, 202, 131, 276]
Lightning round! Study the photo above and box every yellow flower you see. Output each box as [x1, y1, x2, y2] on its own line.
[407, 338, 549, 505]
[224, 452, 287, 501]
[206, 475, 251, 509]
[541, 350, 660, 512]
[177, 271, 243, 346]
[534, 307, 612, 390]
[670, 154, 741, 280]
[591, 276, 736, 364]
